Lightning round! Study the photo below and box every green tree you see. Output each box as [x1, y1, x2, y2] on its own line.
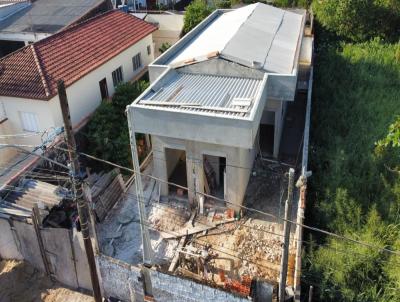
[85, 81, 149, 170]
[159, 42, 171, 54]
[215, 0, 231, 8]
[312, 0, 400, 42]
[376, 116, 400, 152]
[183, 0, 212, 34]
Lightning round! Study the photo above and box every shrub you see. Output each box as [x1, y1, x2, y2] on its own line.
[183, 0, 212, 34]
[312, 0, 400, 42]
[85, 81, 149, 170]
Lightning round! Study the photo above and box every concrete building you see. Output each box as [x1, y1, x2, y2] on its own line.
[0, 10, 156, 165]
[0, 0, 111, 57]
[128, 3, 311, 211]
[133, 12, 184, 58]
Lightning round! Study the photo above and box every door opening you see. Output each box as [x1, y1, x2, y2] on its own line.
[165, 148, 187, 196]
[203, 154, 226, 199]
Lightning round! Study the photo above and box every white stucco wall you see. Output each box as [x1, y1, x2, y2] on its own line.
[0, 96, 56, 163]
[50, 33, 155, 127]
[0, 34, 154, 163]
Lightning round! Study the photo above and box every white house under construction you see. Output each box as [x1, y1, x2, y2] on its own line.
[128, 3, 312, 210]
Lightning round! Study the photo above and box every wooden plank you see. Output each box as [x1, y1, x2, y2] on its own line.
[94, 173, 124, 222]
[203, 170, 210, 195]
[168, 236, 187, 272]
[160, 219, 235, 239]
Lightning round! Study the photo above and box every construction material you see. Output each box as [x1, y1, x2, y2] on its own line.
[91, 172, 125, 222]
[168, 236, 187, 272]
[4, 179, 63, 210]
[160, 218, 235, 239]
[224, 275, 252, 297]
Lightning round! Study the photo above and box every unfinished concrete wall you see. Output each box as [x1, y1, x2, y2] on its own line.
[0, 218, 92, 291]
[97, 254, 144, 301]
[41, 228, 78, 289]
[0, 218, 23, 260]
[13, 220, 46, 271]
[149, 270, 249, 302]
[152, 135, 255, 211]
[72, 229, 92, 290]
[97, 254, 250, 302]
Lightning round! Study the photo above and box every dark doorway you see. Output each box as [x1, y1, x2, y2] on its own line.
[99, 78, 109, 100]
[203, 154, 226, 199]
[259, 124, 274, 156]
[166, 148, 187, 196]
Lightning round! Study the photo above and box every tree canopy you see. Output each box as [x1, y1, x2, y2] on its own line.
[312, 0, 400, 42]
[85, 81, 149, 170]
[182, 0, 212, 34]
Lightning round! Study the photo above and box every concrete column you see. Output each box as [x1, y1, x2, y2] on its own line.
[152, 136, 168, 195]
[185, 142, 204, 207]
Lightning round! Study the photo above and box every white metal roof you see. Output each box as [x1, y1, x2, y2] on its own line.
[136, 72, 264, 118]
[167, 3, 304, 74]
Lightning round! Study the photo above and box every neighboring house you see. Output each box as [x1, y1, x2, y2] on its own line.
[0, 10, 157, 164]
[128, 3, 312, 211]
[143, 12, 184, 58]
[0, 0, 111, 57]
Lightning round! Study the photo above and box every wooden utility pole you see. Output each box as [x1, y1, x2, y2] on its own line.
[279, 168, 295, 302]
[57, 80, 102, 302]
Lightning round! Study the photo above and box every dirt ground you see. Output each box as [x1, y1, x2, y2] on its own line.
[0, 260, 93, 302]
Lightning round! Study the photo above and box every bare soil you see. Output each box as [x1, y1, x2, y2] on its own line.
[0, 260, 93, 302]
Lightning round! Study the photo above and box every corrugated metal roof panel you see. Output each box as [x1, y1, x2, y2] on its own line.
[139, 72, 263, 118]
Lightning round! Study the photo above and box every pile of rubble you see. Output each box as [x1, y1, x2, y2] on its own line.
[148, 200, 191, 233]
[234, 219, 282, 279]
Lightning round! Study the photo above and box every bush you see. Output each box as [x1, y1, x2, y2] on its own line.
[312, 0, 400, 42]
[273, 0, 310, 7]
[305, 36, 400, 301]
[215, 0, 231, 8]
[85, 81, 149, 170]
[183, 0, 212, 34]
[159, 42, 171, 54]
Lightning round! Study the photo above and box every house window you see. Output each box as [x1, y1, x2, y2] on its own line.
[147, 45, 151, 55]
[112, 66, 124, 87]
[20, 111, 39, 132]
[132, 53, 142, 71]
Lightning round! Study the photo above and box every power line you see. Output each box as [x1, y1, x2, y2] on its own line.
[0, 144, 69, 170]
[152, 148, 292, 175]
[3, 142, 400, 257]
[67, 148, 400, 257]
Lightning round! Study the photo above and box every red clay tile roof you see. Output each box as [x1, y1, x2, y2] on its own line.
[0, 10, 157, 100]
